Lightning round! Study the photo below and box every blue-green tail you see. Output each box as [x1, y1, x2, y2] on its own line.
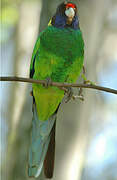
[28, 105, 56, 178]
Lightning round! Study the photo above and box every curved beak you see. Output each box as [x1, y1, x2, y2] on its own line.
[65, 7, 75, 18]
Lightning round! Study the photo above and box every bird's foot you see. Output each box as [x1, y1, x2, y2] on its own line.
[77, 87, 84, 101]
[62, 87, 84, 103]
[43, 77, 52, 88]
[82, 65, 95, 85]
[84, 79, 95, 85]
[81, 74, 95, 85]
[78, 87, 83, 96]
[72, 94, 84, 101]
[65, 87, 73, 103]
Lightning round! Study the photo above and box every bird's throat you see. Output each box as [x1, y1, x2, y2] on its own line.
[66, 17, 74, 25]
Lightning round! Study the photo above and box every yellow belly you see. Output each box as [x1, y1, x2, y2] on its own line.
[33, 84, 64, 121]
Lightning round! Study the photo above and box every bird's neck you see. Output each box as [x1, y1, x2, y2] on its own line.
[52, 14, 79, 30]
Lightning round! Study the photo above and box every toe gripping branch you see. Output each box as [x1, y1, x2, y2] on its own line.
[82, 65, 95, 85]
[43, 77, 52, 88]
[63, 65, 96, 103]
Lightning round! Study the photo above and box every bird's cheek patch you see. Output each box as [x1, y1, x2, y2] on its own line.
[65, 8, 75, 18]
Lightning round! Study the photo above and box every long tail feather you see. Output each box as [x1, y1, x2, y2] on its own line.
[44, 121, 56, 178]
[28, 105, 56, 178]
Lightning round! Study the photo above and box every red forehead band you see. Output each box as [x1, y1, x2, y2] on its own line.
[66, 3, 76, 9]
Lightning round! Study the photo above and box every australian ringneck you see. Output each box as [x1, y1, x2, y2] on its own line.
[28, 1, 84, 178]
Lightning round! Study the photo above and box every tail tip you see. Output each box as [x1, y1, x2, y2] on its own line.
[28, 162, 43, 178]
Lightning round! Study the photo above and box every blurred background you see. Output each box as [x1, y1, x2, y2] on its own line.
[1, 0, 117, 180]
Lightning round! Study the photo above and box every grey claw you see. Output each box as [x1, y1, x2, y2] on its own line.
[43, 77, 52, 88]
[65, 87, 73, 103]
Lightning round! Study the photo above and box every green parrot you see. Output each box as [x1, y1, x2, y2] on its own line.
[28, 1, 84, 179]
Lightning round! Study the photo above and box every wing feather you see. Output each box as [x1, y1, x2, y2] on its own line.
[30, 37, 40, 78]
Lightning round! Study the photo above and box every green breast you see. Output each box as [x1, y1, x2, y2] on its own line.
[40, 26, 83, 59]
[34, 26, 84, 82]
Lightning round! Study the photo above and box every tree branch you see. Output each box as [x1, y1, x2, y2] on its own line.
[0, 76, 117, 95]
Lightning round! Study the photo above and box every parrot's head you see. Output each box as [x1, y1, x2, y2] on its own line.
[51, 1, 79, 29]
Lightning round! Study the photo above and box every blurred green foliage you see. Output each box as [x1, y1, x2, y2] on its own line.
[1, 0, 19, 28]
[1, 0, 40, 43]
[1, 6, 19, 26]
[1, 0, 40, 26]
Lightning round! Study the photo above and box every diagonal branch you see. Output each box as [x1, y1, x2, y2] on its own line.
[0, 76, 117, 95]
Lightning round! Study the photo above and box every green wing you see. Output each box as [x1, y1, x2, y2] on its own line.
[30, 19, 52, 78]
[30, 37, 40, 78]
